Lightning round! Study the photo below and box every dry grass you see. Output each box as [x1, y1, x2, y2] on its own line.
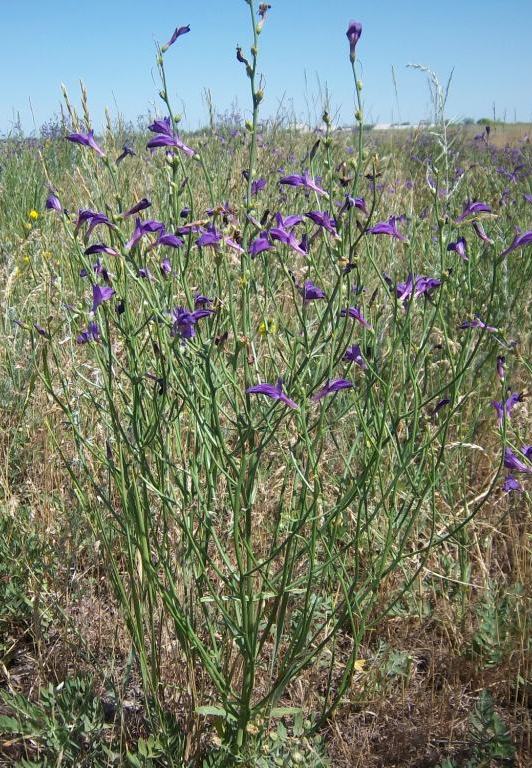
[1, 121, 531, 765]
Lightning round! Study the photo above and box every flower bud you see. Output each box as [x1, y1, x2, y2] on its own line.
[346, 20, 362, 62]
[236, 46, 249, 66]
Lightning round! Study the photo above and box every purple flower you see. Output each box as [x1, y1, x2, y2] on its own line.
[88, 213, 115, 237]
[151, 231, 184, 249]
[433, 398, 451, 415]
[147, 133, 195, 157]
[472, 221, 494, 245]
[251, 178, 267, 196]
[343, 344, 367, 369]
[122, 198, 151, 218]
[305, 210, 338, 235]
[116, 144, 135, 164]
[275, 213, 305, 229]
[269, 226, 308, 256]
[346, 20, 362, 61]
[33, 323, 50, 339]
[502, 476, 521, 493]
[299, 233, 310, 255]
[194, 293, 213, 308]
[497, 356, 506, 381]
[496, 165, 521, 183]
[299, 280, 325, 303]
[340, 306, 372, 330]
[246, 378, 298, 409]
[225, 237, 244, 254]
[145, 219, 166, 235]
[395, 275, 416, 302]
[84, 243, 119, 257]
[447, 237, 468, 260]
[339, 195, 367, 215]
[367, 216, 407, 242]
[506, 391, 524, 414]
[45, 193, 62, 212]
[459, 316, 498, 332]
[249, 234, 273, 258]
[414, 276, 441, 298]
[160, 258, 172, 277]
[162, 24, 190, 52]
[76, 321, 101, 344]
[523, 193, 532, 204]
[258, 3, 271, 20]
[456, 200, 492, 222]
[500, 230, 532, 257]
[138, 267, 153, 280]
[491, 392, 525, 426]
[312, 378, 353, 402]
[504, 447, 532, 474]
[92, 284, 116, 313]
[396, 274, 442, 303]
[279, 172, 327, 197]
[126, 218, 165, 250]
[75, 210, 115, 239]
[66, 130, 105, 157]
[75, 209, 99, 231]
[148, 117, 173, 135]
[196, 226, 222, 248]
[170, 306, 213, 340]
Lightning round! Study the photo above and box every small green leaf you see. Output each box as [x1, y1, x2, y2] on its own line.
[270, 706, 302, 718]
[0, 715, 21, 732]
[126, 751, 143, 768]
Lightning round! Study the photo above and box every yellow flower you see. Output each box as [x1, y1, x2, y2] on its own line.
[28, 209, 40, 220]
[42, 250, 53, 260]
[258, 319, 277, 336]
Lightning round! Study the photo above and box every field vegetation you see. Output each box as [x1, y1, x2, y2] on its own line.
[0, 5, 530, 766]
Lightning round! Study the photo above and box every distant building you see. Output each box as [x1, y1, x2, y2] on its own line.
[373, 122, 435, 131]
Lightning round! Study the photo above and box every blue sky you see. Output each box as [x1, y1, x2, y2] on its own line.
[2, 0, 531, 134]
